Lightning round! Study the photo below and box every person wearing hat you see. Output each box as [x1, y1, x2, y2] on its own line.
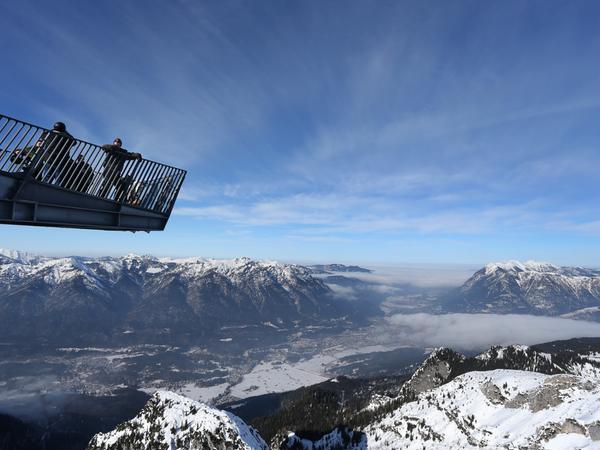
[30, 121, 76, 185]
[99, 138, 142, 200]
[38, 122, 75, 186]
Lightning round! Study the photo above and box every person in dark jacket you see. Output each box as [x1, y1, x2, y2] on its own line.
[37, 122, 76, 185]
[62, 154, 94, 192]
[9, 147, 36, 173]
[99, 138, 142, 200]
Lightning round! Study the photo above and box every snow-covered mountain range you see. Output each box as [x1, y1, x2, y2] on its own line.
[444, 260, 600, 316]
[0, 249, 363, 344]
[88, 341, 600, 449]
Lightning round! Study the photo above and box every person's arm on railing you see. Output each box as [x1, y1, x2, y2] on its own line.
[125, 151, 142, 161]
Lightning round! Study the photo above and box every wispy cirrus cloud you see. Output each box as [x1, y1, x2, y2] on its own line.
[175, 193, 583, 236]
[3, 1, 600, 262]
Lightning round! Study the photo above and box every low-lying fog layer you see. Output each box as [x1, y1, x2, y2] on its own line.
[388, 313, 600, 351]
[344, 263, 477, 288]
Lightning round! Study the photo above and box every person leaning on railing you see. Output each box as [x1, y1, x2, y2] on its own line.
[100, 138, 142, 200]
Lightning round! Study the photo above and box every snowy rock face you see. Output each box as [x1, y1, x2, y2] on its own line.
[364, 369, 600, 449]
[399, 347, 465, 399]
[86, 391, 269, 450]
[358, 344, 600, 419]
[404, 344, 600, 396]
[0, 250, 353, 344]
[445, 260, 600, 315]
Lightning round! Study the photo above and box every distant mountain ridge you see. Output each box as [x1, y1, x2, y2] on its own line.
[308, 264, 372, 274]
[0, 249, 364, 345]
[443, 260, 600, 316]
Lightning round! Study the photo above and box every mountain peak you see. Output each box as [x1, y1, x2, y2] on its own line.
[446, 260, 600, 315]
[484, 260, 558, 274]
[0, 248, 41, 264]
[87, 390, 268, 450]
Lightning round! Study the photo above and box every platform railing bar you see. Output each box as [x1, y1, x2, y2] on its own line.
[42, 134, 75, 185]
[158, 171, 177, 215]
[2, 126, 35, 171]
[0, 118, 10, 137]
[136, 165, 156, 210]
[2, 123, 26, 157]
[163, 168, 182, 213]
[5, 129, 44, 173]
[52, 137, 79, 184]
[59, 142, 81, 190]
[121, 158, 144, 205]
[163, 171, 185, 214]
[159, 168, 177, 214]
[146, 165, 170, 210]
[87, 147, 108, 196]
[137, 160, 158, 207]
[118, 159, 138, 202]
[142, 163, 165, 210]
[6, 129, 38, 171]
[71, 143, 95, 193]
[138, 162, 161, 209]
[99, 154, 123, 199]
[0, 120, 18, 149]
[54, 135, 79, 184]
[31, 133, 64, 183]
[9, 125, 32, 161]
[85, 142, 105, 186]
[60, 141, 88, 190]
[136, 160, 152, 188]
[154, 167, 174, 211]
[0, 114, 186, 216]
[28, 132, 59, 178]
[69, 142, 92, 190]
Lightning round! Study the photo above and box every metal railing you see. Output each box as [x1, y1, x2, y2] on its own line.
[0, 114, 186, 215]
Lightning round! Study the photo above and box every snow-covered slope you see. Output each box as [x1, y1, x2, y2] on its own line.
[364, 369, 600, 449]
[277, 342, 600, 449]
[445, 260, 600, 315]
[0, 249, 363, 344]
[386, 343, 600, 406]
[86, 391, 268, 450]
[278, 369, 600, 449]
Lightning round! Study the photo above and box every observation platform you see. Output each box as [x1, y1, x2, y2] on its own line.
[0, 114, 186, 232]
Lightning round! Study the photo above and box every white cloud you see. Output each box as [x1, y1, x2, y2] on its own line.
[387, 313, 600, 351]
[348, 264, 476, 288]
[327, 284, 358, 299]
[174, 194, 548, 236]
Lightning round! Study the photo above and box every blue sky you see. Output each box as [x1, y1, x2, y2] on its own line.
[1, 0, 600, 265]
